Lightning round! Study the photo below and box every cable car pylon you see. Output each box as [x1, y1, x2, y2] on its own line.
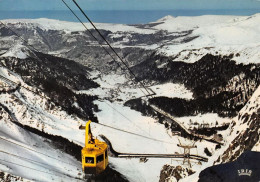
[100, 135, 208, 163]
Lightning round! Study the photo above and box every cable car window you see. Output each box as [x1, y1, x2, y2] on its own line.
[105, 150, 108, 159]
[97, 154, 104, 163]
[85, 157, 94, 164]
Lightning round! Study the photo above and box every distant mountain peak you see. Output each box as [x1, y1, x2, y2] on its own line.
[156, 15, 175, 22]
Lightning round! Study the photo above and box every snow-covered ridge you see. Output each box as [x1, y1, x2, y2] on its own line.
[2, 18, 155, 34]
[4, 13, 260, 34]
[154, 14, 260, 64]
[155, 13, 260, 33]
[155, 14, 241, 30]
[2, 13, 260, 64]
[156, 15, 175, 22]
[0, 109, 84, 181]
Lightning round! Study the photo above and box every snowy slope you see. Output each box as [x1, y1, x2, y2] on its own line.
[0, 104, 84, 182]
[0, 63, 217, 182]
[76, 72, 219, 182]
[91, 100, 217, 182]
[180, 86, 260, 182]
[153, 14, 260, 64]
[0, 67, 86, 146]
[1, 44, 28, 59]
[76, 73, 193, 101]
[218, 85, 260, 162]
[0, 65, 86, 181]
[175, 113, 230, 130]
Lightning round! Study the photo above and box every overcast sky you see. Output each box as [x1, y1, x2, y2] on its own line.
[1, 0, 260, 11]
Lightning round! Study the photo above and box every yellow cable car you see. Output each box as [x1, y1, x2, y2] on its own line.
[80, 120, 108, 175]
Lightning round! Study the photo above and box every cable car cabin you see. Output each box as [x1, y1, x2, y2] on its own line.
[81, 120, 108, 175]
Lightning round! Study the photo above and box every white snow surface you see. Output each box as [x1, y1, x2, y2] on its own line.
[150, 83, 193, 100]
[1, 44, 28, 59]
[91, 100, 216, 182]
[0, 112, 84, 182]
[176, 113, 230, 130]
[153, 14, 260, 64]
[0, 69, 86, 181]
[76, 73, 194, 101]
[0, 88, 86, 146]
[0, 66, 22, 84]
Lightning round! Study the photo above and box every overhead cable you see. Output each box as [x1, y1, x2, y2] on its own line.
[0, 136, 79, 167]
[68, 0, 153, 97]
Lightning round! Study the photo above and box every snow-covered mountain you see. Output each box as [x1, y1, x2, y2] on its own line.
[196, 86, 260, 181]
[217, 85, 260, 163]
[0, 64, 85, 181]
[0, 50, 127, 181]
[0, 14, 259, 182]
[1, 14, 260, 66]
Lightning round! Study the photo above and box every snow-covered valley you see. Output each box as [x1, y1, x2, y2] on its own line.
[0, 13, 259, 182]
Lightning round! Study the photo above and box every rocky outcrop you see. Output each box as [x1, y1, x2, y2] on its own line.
[216, 86, 260, 163]
[0, 171, 25, 182]
[159, 165, 195, 182]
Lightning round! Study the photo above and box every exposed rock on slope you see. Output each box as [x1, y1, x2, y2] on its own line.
[159, 165, 195, 182]
[216, 86, 260, 163]
[0, 171, 30, 182]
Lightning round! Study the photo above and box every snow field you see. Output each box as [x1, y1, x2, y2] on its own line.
[175, 113, 230, 130]
[153, 14, 260, 64]
[0, 43, 32, 60]
[74, 71, 225, 182]
[0, 119, 84, 182]
[90, 100, 217, 182]
[77, 73, 194, 101]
